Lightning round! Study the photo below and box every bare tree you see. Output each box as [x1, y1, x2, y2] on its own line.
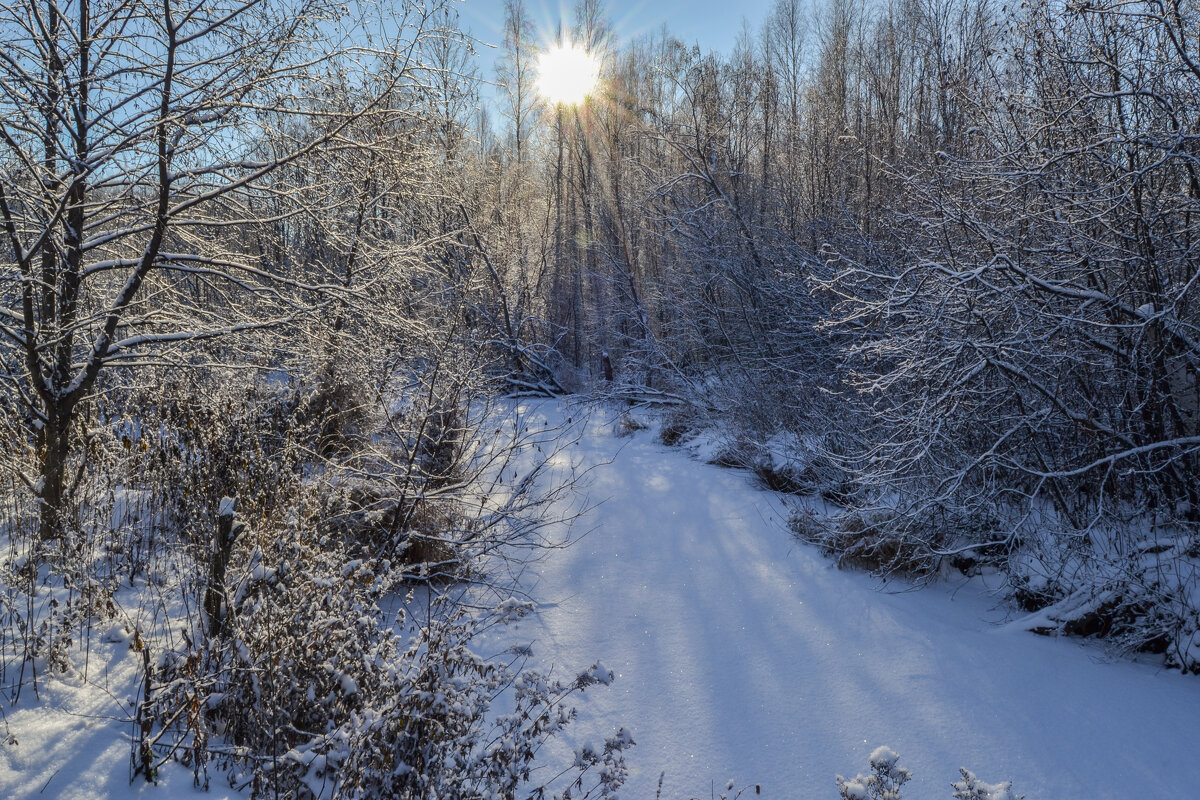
[0, 0, 442, 541]
[497, 0, 539, 167]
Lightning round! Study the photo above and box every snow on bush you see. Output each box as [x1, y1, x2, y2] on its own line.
[144, 518, 630, 799]
[837, 748, 1021, 800]
[1005, 519, 1200, 672]
[836, 746, 910, 800]
[952, 768, 1020, 800]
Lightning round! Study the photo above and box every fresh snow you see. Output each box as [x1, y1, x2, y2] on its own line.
[3, 399, 1200, 799]
[0, 626, 229, 800]
[486, 401, 1200, 800]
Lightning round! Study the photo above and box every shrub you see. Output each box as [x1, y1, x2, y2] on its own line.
[836, 749, 1021, 800]
[836, 746, 910, 800]
[147, 521, 631, 799]
[952, 768, 1020, 800]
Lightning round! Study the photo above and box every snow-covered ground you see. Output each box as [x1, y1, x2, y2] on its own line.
[0, 620, 226, 800]
[486, 401, 1200, 800]
[4, 398, 1200, 799]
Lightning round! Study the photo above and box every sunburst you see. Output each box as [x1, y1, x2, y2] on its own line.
[535, 41, 600, 106]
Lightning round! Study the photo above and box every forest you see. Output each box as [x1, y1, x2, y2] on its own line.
[0, 0, 1198, 797]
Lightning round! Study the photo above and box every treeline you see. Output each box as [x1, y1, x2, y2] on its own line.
[471, 0, 1200, 670]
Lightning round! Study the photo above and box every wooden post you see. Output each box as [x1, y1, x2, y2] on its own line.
[204, 497, 243, 639]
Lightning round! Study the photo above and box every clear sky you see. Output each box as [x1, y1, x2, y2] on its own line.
[457, 0, 778, 97]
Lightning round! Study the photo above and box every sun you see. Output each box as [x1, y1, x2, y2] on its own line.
[536, 41, 600, 106]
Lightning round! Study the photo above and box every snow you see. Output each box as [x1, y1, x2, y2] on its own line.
[953, 768, 1018, 800]
[869, 746, 901, 769]
[485, 400, 1200, 800]
[0, 632, 229, 800]
[3, 398, 1200, 799]
[838, 778, 870, 800]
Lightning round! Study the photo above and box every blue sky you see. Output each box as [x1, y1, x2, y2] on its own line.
[457, 0, 778, 90]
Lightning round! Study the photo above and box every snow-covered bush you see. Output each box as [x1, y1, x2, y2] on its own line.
[147, 520, 630, 799]
[297, 355, 374, 459]
[1007, 524, 1200, 671]
[836, 746, 910, 800]
[836, 749, 1021, 800]
[951, 768, 1020, 800]
[791, 504, 979, 577]
[95, 369, 304, 558]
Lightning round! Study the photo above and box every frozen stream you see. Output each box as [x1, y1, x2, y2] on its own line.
[488, 401, 1200, 800]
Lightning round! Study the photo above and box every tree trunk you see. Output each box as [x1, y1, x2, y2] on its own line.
[38, 405, 73, 541]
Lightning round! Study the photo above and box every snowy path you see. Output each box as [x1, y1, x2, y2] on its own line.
[494, 402, 1200, 800]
